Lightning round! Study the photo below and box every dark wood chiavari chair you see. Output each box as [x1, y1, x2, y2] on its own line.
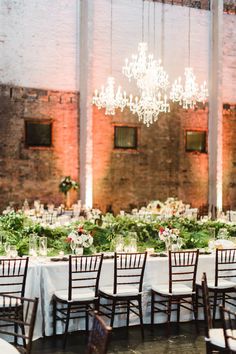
[220, 305, 236, 353]
[201, 273, 228, 353]
[0, 294, 38, 354]
[196, 249, 236, 322]
[98, 252, 147, 338]
[151, 250, 199, 333]
[0, 257, 29, 297]
[85, 311, 111, 354]
[52, 254, 104, 348]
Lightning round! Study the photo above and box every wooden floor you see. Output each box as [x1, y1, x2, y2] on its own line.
[32, 321, 207, 354]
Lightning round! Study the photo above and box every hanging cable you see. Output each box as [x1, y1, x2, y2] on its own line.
[188, 5, 191, 67]
[110, 0, 113, 74]
[142, 0, 144, 42]
[153, 1, 156, 56]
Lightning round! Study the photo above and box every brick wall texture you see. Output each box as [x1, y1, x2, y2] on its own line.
[0, 85, 79, 210]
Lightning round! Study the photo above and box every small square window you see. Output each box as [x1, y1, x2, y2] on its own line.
[114, 126, 137, 149]
[186, 131, 207, 153]
[25, 121, 52, 147]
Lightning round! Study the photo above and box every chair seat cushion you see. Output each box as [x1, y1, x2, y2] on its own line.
[208, 328, 225, 348]
[152, 283, 194, 296]
[99, 285, 140, 297]
[54, 288, 96, 302]
[197, 279, 236, 289]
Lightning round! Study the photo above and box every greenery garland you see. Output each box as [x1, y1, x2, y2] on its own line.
[0, 211, 235, 256]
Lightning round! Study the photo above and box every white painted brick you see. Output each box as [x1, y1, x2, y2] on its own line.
[0, 0, 235, 103]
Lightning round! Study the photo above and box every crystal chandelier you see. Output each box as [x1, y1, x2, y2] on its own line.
[92, 0, 127, 116]
[92, 77, 128, 115]
[122, 42, 155, 82]
[170, 6, 208, 109]
[129, 90, 170, 127]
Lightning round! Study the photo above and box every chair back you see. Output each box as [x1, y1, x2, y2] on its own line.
[113, 252, 147, 294]
[201, 272, 213, 337]
[68, 254, 103, 301]
[0, 257, 29, 297]
[0, 294, 38, 354]
[215, 249, 236, 286]
[168, 250, 199, 293]
[220, 305, 236, 352]
[86, 311, 111, 354]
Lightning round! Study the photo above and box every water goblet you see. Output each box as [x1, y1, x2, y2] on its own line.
[70, 240, 76, 255]
[4, 242, 10, 257]
[9, 245, 18, 258]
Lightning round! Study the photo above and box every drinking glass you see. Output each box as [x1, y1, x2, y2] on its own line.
[4, 242, 10, 256]
[29, 233, 38, 257]
[70, 240, 76, 255]
[9, 245, 18, 258]
[38, 236, 47, 257]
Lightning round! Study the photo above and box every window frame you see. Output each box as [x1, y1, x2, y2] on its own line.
[114, 125, 138, 150]
[185, 129, 207, 154]
[24, 119, 53, 149]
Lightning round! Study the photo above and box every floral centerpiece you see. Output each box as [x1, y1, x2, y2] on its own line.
[67, 226, 93, 254]
[59, 176, 79, 209]
[159, 226, 182, 251]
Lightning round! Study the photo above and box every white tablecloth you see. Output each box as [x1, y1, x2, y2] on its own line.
[23, 254, 217, 338]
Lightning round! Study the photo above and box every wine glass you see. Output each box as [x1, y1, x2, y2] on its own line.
[70, 240, 76, 255]
[4, 242, 10, 256]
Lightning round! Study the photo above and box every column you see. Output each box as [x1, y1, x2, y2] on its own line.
[208, 0, 223, 218]
[79, 0, 94, 208]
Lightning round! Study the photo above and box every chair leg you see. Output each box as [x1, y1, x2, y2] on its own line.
[192, 294, 199, 333]
[195, 286, 199, 321]
[151, 291, 155, 327]
[85, 305, 89, 332]
[126, 300, 130, 328]
[205, 341, 212, 354]
[213, 292, 218, 323]
[52, 297, 57, 336]
[63, 304, 71, 349]
[138, 296, 144, 340]
[110, 299, 116, 328]
[166, 298, 172, 335]
[177, 299, 180, 324]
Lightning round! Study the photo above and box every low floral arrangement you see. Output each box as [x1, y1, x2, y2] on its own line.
[67, 226, 93, 248]
[159, 226, 180, 242]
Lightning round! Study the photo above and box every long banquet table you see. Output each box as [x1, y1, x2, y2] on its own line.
[22, 253, 219, 340]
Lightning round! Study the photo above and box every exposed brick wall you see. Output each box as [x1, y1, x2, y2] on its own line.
[223, 108, 236, 209]
[0, 85, 79, 210]
[93, 105, 208, 214]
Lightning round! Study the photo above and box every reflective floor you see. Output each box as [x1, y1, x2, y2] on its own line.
[32, 321, 207, 354]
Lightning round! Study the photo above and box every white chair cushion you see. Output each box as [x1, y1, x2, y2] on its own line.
[196, 279, 236, 289]
[99, 285, 140, 297]
[208, 328, 225, 348]
[54, 288, 96, 302]
[152, 283, 194, 296]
